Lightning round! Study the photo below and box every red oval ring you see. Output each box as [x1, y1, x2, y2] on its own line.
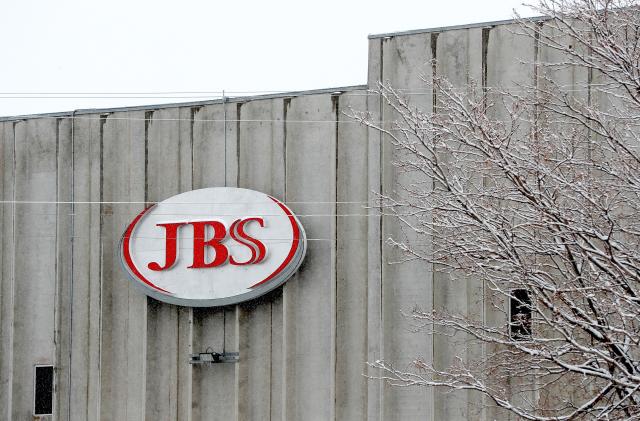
[122, 204, 173, 295]
[248, 196, 302, 289]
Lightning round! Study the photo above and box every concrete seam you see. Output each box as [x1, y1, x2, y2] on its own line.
[186, 108, 195, 421]
[144, 111, 153, 205]
[332, 94, 339, 421]
[534, 26, 540, 112]
[378, 37, 384, 421]
[177, 110, 182, 192]
[0, 125, 3, 418]
[67, 111, 76, 421]
[56, 117, 70, 420]
[283, 98, 290, 201]
[8, 122, 16, 420]
[141, 111, 150, 420]
[188, 309, 193, 421]
[0, 125, 3, 419]
[480, 27, 490, 421]
[187, 108, 195, 421]
[482, 28, 491, 108]
[236, 103, 242, 189]
[125, 117, 131, 421]
[190, 107, 198, 190]
[282, 96, 290, 421]
[140, 112, 149, 421]
[430, 34, 438, 410]
[234, 308, 240, 421]
[363, 92, 369, 421]
[532, 21, 543, 413]
[269, 299, 273, 421]
[234, 101, 241, 421]
[223, 92, 227, 187]
[481, 27, 489, 323]
[175, 307, 180, 420]
[53, 118, 60, 418]
[96, 114, 107, 420]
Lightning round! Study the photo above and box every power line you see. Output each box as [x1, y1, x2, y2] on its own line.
[1, 213, 384, 218]
[0, 83, 613, 96]
[0, 209, 387, 217]
[4, 235, 420, 243]
[0, 91, 285, 95]
[0, 200, 373, 204]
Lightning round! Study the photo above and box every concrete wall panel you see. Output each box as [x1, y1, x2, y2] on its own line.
[380, 34, 434, 420]
[284, 94, 337, 420]
[366, 38, 384, 421]
[536, 20, 591, 412]
[11, 118, 59, 419]
[335, 92, 369, 421]
[175, 107, 194, 421]
[99, 111, 148, 421]
[191, 308, 231, 420]
[54, 118, 73, 421]
[485, 23, 537, 421]
[0, 121, 15, 421]
[433, 27, 485, 421]
[145, 107, 193, 421]
[270, 293, 285, 420]
[190, 103, 239, 421]
[192, 104, 229, 189]
[69, 115, 102, 421]
[236, 98, 285, 420]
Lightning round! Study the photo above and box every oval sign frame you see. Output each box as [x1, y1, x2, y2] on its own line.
[119, 187, 307, 307]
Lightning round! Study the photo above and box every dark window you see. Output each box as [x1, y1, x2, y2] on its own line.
[34, 365, 53, 415]
[509, 289, 532, 340]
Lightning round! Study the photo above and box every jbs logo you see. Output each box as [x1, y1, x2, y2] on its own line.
[120, 188, 307, 307]
[148, 218, 267, 271]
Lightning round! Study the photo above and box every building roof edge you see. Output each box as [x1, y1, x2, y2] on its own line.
[0, 84, 368, 122]
[368, 15, 548, 39]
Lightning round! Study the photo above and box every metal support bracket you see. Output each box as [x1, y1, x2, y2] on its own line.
[189, 351, 239, 365]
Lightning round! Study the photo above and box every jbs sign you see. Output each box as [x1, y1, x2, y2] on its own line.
[147, 217, 267, 271]
[120, 188, 307, 307]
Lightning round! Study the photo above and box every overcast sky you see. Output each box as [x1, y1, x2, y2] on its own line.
[0, 0, 537, 118]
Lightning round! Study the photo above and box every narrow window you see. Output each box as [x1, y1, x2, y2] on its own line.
[509, 289, 532, 340]
[34, 365, 54, 416]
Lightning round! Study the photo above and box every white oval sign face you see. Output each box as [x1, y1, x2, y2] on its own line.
[120, 187, 307, 307]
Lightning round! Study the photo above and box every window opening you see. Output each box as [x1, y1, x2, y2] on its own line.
[509, 289, 532, 340]
[34, 365, 54, 416]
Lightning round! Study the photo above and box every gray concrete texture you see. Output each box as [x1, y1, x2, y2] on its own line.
[0, 19, 549, 420]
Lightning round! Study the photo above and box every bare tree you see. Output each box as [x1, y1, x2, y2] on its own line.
[351, 1, 640, 419]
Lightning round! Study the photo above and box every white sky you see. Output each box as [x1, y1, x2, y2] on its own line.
[0, 0, 536, 118]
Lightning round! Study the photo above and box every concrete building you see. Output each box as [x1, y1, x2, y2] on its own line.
[0, 17, 564, 421]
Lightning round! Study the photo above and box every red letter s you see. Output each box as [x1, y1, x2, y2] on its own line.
[229, 218, 267, 265]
